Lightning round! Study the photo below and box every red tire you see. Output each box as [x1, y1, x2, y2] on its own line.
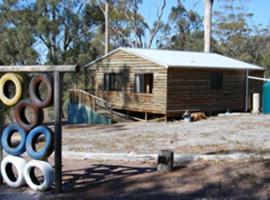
[14, 99, 44, 131]
[29, 74, 53, 108]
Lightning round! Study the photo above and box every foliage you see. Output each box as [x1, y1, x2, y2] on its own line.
[0, 0, 269, 81]
[158, 0, 204, 51]
[0, 0, 38, 65]
[90, 0, 167, 48]
[212, 1, 270, 75]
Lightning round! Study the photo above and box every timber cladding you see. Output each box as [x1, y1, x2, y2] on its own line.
[90, 49, 264, 116]
[92, 50, 167, 114]
[167, 68, 263, 116]
[248, 70, 264, 108]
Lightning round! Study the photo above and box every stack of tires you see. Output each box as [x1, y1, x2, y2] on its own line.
[0, 73, 54, 191]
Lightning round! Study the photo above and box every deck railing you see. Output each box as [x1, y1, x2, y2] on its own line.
[69, 89, 113, 120]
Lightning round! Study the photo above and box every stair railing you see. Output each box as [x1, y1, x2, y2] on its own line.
[69, 89, 113, 120]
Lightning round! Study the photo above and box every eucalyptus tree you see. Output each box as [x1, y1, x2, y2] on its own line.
[159, 0, 203, 51]
[32, 0, 103, 65]
[213, 1, 253, 57]
[92, 0, 167, 49]
[0, 0, 38, 65]
[204, 0, 214, 52]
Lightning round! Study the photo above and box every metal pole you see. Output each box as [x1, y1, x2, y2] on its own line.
[0, 101, 3, 184]
[54, 71, 63, 193]
[245, 70, 249, 112]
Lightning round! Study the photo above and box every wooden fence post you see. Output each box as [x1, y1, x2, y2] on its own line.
[157, 150, 174, 172]
[54, 71, 63, 193]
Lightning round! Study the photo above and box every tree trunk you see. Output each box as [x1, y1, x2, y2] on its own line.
[204, 0, 214, 53]
[104, 1, 110, 54]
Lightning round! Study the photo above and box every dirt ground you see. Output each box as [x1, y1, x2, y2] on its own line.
[2, 114, 270, 199]
[2, 158, 270, 200]
[62, 113, 270, 154]
[51, 158, 270, 200]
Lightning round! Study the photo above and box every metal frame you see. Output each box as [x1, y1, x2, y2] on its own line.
[245, 70, 249, 112]
[0, 65, 78, 193]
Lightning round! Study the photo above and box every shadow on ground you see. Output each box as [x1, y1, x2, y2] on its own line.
[42, 159, 270, 200]
[62, 164, 155, 192]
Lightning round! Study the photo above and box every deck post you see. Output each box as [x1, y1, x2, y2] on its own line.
[145, 112, 148, 122]
[54, 71, 63, 193]
[93, 98, 96, 111]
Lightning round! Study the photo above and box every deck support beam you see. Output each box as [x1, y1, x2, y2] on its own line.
[145, 112, 148, 122]
[164, 113, 168, 123]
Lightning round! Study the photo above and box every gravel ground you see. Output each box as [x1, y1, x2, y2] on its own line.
[62, 113, 270, 154]
[2, 114, 270, 199]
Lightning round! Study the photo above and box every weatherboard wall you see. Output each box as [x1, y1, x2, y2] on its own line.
[166, 68, 263, 115]
[90, 49, 263, 116]
[92, 49, 167, 114]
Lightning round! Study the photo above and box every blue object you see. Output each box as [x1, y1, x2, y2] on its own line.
[26, 126, 53, 160]
[263, 81, 270, 114]
[1, 124, 26, 156]
[67, 103, 112, 124]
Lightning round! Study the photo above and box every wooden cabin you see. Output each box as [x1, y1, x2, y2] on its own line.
[84, 47, 264, 119]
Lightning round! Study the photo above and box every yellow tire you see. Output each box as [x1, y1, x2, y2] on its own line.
[0, 73, 23, 106]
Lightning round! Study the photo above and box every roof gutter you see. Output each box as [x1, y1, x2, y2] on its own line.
[168, 65, 265, 71]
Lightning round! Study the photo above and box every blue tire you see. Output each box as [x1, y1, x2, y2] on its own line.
[26, 126, 53, 160]
[1, 124, 26, 156]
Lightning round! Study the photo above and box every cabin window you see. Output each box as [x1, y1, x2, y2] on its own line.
[134, 74, 153, 93]
[210, 72, 223, 90]
[103, 73, 122, 91]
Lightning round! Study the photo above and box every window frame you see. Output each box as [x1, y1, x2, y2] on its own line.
[103, 73, 122, 91]
[134, 73, 154, 94]
[210, 72, 223, 90]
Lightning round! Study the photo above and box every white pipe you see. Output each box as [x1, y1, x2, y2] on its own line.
[252, 93, 260, 113]
[245, 70, 249, 112]
[248, 76, 270, 82]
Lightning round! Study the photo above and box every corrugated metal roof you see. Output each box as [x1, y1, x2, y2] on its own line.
[86, 47, 264, 71]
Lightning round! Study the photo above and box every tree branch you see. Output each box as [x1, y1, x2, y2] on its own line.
[109, 25, 129, 43]
[97, 0, 105, 14]
[147, 0, 166, 48]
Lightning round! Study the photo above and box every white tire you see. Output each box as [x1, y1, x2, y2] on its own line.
[23, 160, 54, 191]
[1, 155, 26, 188]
